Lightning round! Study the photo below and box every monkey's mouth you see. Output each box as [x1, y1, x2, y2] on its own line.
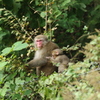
[37, 44, 42, 48]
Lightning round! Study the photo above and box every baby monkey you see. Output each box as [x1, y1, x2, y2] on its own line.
[46, 49, 70, 73]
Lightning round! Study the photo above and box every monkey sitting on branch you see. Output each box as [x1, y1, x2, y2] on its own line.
[27, 35, 59, 76]
[46, 49, 70, 73]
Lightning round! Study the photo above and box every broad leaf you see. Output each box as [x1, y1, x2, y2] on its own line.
[1, 47, 12, 56]
[0, 87, 7, 96]
[40, 12, 46, 18]
[15, 78, 25, 85]
[24, 90, 32, 96]
[12, 41, 28, 51]
[0, 61, 8, 70]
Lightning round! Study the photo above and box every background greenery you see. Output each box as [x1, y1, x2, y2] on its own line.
[0, 0, 100, 100]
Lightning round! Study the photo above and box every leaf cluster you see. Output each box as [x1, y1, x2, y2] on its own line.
[0, 0, 100, 100]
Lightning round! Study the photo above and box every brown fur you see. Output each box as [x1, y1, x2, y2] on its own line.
[27, 35, 59, 76]
[49, 49, 70, 73]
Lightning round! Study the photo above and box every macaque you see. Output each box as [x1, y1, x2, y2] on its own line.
[27, 35, 59, 76]
[47, 49, 70, 73]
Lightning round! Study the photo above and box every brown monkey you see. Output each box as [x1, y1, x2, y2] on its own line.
[27, 35, 59, 76]
[47, 49, 70, 73]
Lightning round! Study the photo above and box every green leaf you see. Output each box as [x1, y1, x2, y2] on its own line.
[0, 82, 10, 96]
[0, 71, 3, 83]
[40, 12, 46, 18]
[0, 61, 8, 70]
[13, 93, 21, 100]
[15, 78, 25, 85]
[1, 47, 12, 56]
[35, 0, 39, 5]
[62, 0, 71, 7]
[0, 87, 7, 96]
[0, 27, 2, 31]
[0, 31, 8, 41]
[24, 90, 32, 96]
[0, 8, 4, 11]
[13, 0, 21, 14]
[6, 71, 17, 80]
[80, 3, 86, 8]
[12, 41, 28, 51]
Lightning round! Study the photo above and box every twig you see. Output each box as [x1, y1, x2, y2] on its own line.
[45, 0, 48, 33]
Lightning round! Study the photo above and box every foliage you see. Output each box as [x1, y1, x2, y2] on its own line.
[0, 0, 100, 100]
[81, 29, 100, 61]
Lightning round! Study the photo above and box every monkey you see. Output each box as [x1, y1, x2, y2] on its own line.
[27, 35, 59, 76]
[46, 49, 70, 73]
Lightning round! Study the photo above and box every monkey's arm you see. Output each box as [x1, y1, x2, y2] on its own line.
[28, 58, 47, 68]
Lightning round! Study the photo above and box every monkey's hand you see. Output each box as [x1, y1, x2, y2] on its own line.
[27, 58, 48, 68]
[46, 57, 51, 59]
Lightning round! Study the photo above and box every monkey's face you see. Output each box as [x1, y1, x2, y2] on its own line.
[34, 35, 48, 49]
[52, 49, 63, 56]
[35, 39, 44, 48]
[52, 51, 59, 59]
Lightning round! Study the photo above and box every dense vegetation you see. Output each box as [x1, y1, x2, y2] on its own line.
[0, 0, 100, 100]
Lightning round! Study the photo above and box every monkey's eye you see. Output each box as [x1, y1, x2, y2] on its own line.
[36, 40, 43, 42]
